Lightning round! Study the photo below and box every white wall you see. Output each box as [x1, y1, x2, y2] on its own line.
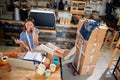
[86, 0, 108, 16]
[99, 0, 109, 16]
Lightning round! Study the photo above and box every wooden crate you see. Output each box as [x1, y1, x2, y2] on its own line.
[74, 21, 108, 76]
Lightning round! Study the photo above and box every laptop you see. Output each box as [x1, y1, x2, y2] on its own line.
[7, 58, 35, 70]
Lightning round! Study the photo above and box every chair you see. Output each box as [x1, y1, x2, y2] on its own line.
[103, 19, 120, 49]
[108, 38, 120, 68]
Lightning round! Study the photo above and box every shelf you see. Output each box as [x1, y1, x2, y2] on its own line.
[5, 33, 19, 36]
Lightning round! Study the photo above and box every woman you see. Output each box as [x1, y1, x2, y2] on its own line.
[15, 18, 68, 58]
[14, 18, 51, 68]
[15, 18, 39, 52]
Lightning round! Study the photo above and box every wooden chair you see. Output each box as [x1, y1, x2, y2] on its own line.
[108, 38, 120, 68]
[104, 19, 120, 49]
[104, 28, 120, 49]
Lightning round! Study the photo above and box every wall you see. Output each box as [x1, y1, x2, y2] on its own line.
[86, 0, 108, 16]
[99, 0, 108, 16]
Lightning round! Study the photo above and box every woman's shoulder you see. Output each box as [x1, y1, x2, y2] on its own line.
[35, 28, 40, 34]
[20, 31, 26, 36]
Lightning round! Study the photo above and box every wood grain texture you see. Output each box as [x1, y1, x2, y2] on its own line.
[0, 62, 61, 80]
[0, 50, 62, 80]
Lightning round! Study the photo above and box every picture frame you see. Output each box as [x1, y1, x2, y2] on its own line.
[70, 1, 86, 14]
[90, 0, 103, 4]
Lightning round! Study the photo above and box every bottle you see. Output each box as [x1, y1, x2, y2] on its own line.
[58, 0, 64, 10]
[64, 1, 68, 10]
[53, 0, 58, 9]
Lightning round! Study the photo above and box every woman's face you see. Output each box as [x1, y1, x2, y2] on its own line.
[25, 21, 34, 32]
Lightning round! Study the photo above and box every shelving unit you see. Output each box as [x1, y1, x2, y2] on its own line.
[0, 27, 4, 45]
[1, 21, 23, 46]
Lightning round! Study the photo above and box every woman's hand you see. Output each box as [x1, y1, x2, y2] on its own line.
[14, 39, 23, 44]
[31, 27, 35, 34]
[14, 39, 30, 51]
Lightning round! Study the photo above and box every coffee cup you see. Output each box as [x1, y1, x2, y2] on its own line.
[45, 69, 51, 77]
[36, 64, 46, 75]
[50, 63, 56, 72]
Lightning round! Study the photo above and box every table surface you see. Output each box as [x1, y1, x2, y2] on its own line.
[0, 64, 62, 80]
[0, 51, 62, 80]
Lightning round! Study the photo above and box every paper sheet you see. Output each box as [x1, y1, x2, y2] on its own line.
[23, 51, 43, 62]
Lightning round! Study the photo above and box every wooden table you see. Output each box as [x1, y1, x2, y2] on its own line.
[0, 51, 62, 80]
[0, 64, 62, 80]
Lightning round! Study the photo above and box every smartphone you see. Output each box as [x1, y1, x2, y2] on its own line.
[30, 29, 33, 33]
[11, 36, 17, 40]
[30, 28, 34, 33]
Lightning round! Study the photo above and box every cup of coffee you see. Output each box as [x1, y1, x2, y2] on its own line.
[50, 63, 56, 72]
[52, 57, 59, 65]
[45, 69, 51, 77]
[36, 64, 46, 75]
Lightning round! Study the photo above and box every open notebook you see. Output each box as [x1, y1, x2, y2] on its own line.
[23, 51, 44, 62]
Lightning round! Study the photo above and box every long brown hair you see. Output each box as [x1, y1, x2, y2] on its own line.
[23, 18, 35, 32]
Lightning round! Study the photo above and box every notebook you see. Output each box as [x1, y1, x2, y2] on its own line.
[7, 58, 35, 70]
[23, 51, 43, 62]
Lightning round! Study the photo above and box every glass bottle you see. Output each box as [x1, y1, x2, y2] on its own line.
[64, 1, 68, 10]
[53, 0, 58, 9]
[58, 0, 64, 10]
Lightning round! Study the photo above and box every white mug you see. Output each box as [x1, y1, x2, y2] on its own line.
[50, 63, 56, 72]
[36, 63, 46, 75]
[45, 69, 51, 77]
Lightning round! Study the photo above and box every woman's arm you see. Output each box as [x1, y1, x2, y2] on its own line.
[32, 28, 39, 46]
[14, 39, 30, 51]
[33, 33, 39, 46]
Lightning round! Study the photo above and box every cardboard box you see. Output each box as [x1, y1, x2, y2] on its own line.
[74, 20, 108, 76]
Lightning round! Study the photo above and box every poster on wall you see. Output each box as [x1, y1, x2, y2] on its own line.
[70, 1, 86, 14]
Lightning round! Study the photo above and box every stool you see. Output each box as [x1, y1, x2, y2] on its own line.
[104, 28, 120, 49]
[109, 30, 120, 49]
[108, 38, 120, 68]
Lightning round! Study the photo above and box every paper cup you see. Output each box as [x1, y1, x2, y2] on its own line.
[1, 56, 8, 64]
[50, 63, 56, 72]
[36, 64, 46, 75]
[52, 57, 59, 65]
[45, 69, 51, 77]
[1, 56, 8, 61]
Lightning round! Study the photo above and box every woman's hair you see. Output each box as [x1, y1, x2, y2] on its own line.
[23, 18, 35, 31]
